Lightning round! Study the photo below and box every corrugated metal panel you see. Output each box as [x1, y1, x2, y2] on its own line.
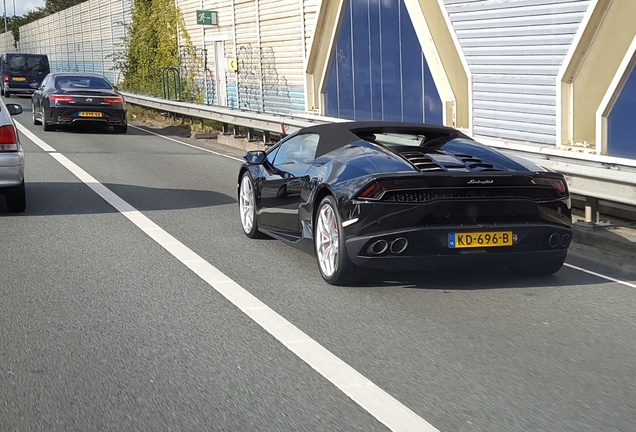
[16, 0, 133, 82]
[234, 0, 261, 110]
[110, 0, 133, 83]
[445, 0, 591, 144]
[303, 0, 319, 57]
[0, 31, 14, 53]
[259, 0, 304, 113]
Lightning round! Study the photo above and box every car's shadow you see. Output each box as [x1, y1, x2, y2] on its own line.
[42, 123, 144, 135]
[353, 266, 579, 289]
[277, 240, 600, 289]
[0, 181, 235, 216]
[46, 123, 194, 138]
[54, 122, 193, 138]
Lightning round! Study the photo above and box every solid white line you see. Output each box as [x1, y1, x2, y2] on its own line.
[129, 124, 244, 162]
[15, 119, 440, 431]
[564, 263, 636, 288]
[16, 121, 56, 152]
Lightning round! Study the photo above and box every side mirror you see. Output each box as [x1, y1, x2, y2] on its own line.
[244, 150, 266, 164]
[6, 104, 22, 115]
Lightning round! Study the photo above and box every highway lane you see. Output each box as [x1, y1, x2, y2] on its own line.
[2, 96, 635, 431]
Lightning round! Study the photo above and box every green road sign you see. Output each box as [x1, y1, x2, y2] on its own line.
[196, 10, 218, 26]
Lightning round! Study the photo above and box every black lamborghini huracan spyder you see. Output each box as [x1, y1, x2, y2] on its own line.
[237, 122, 572, 285]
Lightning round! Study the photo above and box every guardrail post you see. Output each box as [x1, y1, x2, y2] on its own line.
[222, 123, 230, 135]
[247, 128, 256, 141]
[263, 131, 270, 144]
[577, 196, 613, 231]
[584, 197, 600, 224]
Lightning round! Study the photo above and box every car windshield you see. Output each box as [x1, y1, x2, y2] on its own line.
[55, 76, 113, 90]
[9, 55, 47, 73]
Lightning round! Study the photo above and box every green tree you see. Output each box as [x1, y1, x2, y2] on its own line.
[119, 0, 202, 101]
[6, 8, 47, 46]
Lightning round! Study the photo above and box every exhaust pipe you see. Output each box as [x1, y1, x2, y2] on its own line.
[390, 237, 408, 254]
[561, 233, 571, 247]
[368, 239, 388, 255]
[549, 233, 561, 248]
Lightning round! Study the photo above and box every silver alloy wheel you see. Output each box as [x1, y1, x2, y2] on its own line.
[239, 174, 255, 234]
[316, 203, 339, 277]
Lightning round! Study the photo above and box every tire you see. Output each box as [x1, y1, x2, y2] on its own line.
[314, 195, 359, 285]
[511, 252, 567, 276]
[238, 171, 264, 239]
[32, 103, 41, 125]
[5, 180, 26, 212]
[113, 124, 127, 134]
[5, 91, 10, 98]
[42, 119, 55, 131]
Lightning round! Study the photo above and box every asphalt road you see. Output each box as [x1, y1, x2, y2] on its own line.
[1, 96, 635, 432]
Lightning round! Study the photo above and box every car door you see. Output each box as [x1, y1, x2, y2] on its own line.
[32, 74, 50, 117]
[258, 133, 319, 234]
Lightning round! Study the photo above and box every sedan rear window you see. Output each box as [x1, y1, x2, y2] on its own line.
[55, 76, 113, 90]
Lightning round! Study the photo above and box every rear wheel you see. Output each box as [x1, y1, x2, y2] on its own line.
[32, 103, 41, 125]
[5, 180, 26, 212]
[42, 117, 55, 131]
[239, 172, 264, 239]
[113, 124, 127, 134]
[314, 195, 359, 285]
[5, 90, 10, 98]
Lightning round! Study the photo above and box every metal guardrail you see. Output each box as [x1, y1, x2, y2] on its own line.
[122, 92, 636, 221]
[121, 92, 324, 138]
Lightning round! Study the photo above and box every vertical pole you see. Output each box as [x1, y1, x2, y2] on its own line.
[584, 197, 600, 224]
[3, 0, 7, 35]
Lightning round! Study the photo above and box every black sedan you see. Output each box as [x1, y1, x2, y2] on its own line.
[31, 72, 127, 133]
[238, 122, 573, 285]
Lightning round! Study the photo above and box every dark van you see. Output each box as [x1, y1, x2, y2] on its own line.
[0, 53, 50, 98]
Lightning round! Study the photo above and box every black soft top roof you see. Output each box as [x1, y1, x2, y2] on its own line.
[296, 121, 469, 157]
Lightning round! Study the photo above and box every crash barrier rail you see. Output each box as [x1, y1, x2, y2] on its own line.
[121, 91, 636, 224]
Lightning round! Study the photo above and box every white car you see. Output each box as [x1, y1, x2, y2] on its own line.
[0, 100, 25, 212]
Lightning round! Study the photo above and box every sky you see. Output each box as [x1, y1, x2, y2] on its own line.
[7, 0, 45, 17]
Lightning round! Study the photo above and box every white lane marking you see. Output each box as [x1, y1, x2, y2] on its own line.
[564, 263, 636, 288]
[15, 119, 440, 431]
[17, 122, 56, 152]
[130, 124, 244, 162]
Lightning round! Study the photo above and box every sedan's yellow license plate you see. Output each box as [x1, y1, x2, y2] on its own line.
[12, 76, 26, 81]
[79, 112, 103, 117]
[449, 231, 513, 248]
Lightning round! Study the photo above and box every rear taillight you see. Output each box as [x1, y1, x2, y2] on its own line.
[535, 177, 568, 197]
[357, 179, 427, 200]
[103, 97, 123, 105]
[50, 95, 75, 104]
[0, 125, 18, 151]
[3, 74, 8, 83]
[359, 183, 378, 198]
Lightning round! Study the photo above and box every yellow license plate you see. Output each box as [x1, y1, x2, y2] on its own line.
[449, 231, 513, 248]
[12, 76, 26, 81]
[79, 112, 102, 117]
